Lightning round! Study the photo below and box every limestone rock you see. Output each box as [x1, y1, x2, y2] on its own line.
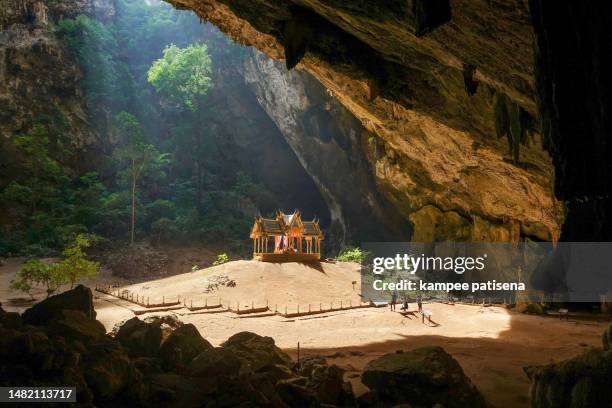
[143, 314, 183, 330]
[276, 378, 319, 408]
[48, 309, 106, 343]
[22, 285, 96, 325]
[188, 347, 241, 377]
[525, 348, 612, 408]
[133, 357, 164, 376]
[115, 317, 162, 358]
[308, 363, 348, 405]
[362, 346, 488, 408]
[159, 324, 212, 370]
[298, 355, 328, 377]
[221, 331, 292, 373]
[0, 310, 22, 329]
[81, 338, 137, 399]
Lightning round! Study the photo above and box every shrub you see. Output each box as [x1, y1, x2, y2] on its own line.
[9, 234, 99, 298]
[212, 253, 229, 266]
[10, 259, 63, 298]
[337, 247, 369, 263]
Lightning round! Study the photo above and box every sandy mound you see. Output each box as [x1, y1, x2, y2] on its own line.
[118, 260, 363, 311]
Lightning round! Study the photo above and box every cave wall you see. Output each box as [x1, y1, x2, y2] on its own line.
[166, 0, 563, 242]
[193, 49, 332, 226]
[243, 49, 411, 247]
[0, 0, 97, 143]
[530, 0, 612, 241]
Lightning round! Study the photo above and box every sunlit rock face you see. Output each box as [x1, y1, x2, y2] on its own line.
[0, 0, 114, 144]
[243, 50, 411, 247]
[166, 0, 563, 242]
[193, 51, 332, 228]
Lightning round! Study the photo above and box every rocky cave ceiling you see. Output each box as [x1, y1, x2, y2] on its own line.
[165, 0, 563, 242]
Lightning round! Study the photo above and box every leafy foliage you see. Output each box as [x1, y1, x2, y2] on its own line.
[114, 112, 169, 244]
[1, 0, 276, 257]
[148, 44, 212, 111]
[55, 15, 129, 131]
[10, 234, 98, 297]
[337, 247, 370, 263]
[54, 234, 99, 288]
[212, 253, 229, 266]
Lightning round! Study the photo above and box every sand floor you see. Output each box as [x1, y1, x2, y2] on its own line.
[1, 258, 608, 408]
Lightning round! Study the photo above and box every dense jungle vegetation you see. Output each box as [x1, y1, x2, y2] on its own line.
[0, 0, 277, 256]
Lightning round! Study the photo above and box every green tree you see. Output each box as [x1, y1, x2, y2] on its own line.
[54, 234, 99, 288]
[10, 234, 99, 298]
[10, 259, 63, 298]
[115, 112, 169, 244]
[9, 125, 62, 216]
[148, 43, 213, 212]
[147, 43, 212, 111]
[151, 217, 178, 245]
[55, 15, 129, 130]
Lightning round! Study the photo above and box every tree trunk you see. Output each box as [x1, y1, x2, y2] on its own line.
[195, 132, 202, 214]
[131, 159, 136, 245]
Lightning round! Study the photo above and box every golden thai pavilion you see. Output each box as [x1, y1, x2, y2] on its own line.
[250, 210, 324, 262]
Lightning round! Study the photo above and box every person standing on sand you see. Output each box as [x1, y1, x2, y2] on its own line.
[390, 291, 397, 311]
[417, 295, 423, 313]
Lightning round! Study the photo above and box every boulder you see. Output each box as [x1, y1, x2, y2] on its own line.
[159, 324, 212, 370]
[355, 390, 380, 407]
[143, 314, 183, 340]
[188, 347, 242, 377]
[276, 378, 319, 408]
[143, 314, 183, 330]
[298, 355, 328, 377]
[48, 310, 106, 343]
[133, 357, 164, 376]
[0, 311, 23, 329]
[221, 331, 292, 373]
[308, 363, 347, 405]
[81, 338, 137, 399]
[135, 373, 265, 407]
[22, 285, 96, 325]
[525, 348, 612, 408]
[4, 329, 54, 370]
[257, 364, 295, 382]
[248, 364, 297, 404]
[116, 317, 162, 357]
[361, 346, 488, 408]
